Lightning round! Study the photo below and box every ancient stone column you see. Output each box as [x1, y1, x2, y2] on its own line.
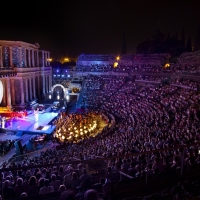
[49, 74, 52, 91]
[28, 49, 31, 67]
[2, 79, 6, 105]
[43, 75, 45, 94]
[24, 48, 27, 67]
[0, 46, 3, 67]
[37, 51, 39, 67]
[46, 76, 48, 94]
[37, 75, 40, 98]
[29, 78, 33, 100]
[33, 77, 36, 99]
[11, 79, 16, 105]
[45, 52, 47, 66]
[48, 52, 50, 66]
[42, 51, 45, 67]
[9, 47, 13, 67]
[32, 50, 35, 67]
[20, 79, 24, 105]
[6, 78, 12, 108]
[19, 47, 22, 67]
[25, 79, 29, 102]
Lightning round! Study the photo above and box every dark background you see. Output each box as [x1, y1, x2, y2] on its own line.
[0, 0, 200, 59]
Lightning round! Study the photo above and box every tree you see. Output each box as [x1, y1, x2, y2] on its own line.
[136, 28, 186, 56]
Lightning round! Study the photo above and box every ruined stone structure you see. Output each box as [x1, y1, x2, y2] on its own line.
[0, 40, 52, 109]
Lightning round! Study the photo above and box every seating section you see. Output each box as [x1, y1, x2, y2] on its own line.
[2, 61, 200, 200]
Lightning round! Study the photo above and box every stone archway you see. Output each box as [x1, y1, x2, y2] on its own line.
[51, 84, 67, 98]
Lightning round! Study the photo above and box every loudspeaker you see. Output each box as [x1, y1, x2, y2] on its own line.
[14, 141, 23, 155]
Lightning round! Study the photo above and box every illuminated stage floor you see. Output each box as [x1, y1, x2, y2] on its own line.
[3, 112, 58, 135]
[0, 112, 59, 166]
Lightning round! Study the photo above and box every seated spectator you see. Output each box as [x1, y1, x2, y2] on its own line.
[102, 180, 112, 200]
[63, 167, 73, 189]
[50, 173, 60, 192]
[84, 189, 100, 200]
[26, 176, 38, 196]
[3, 180, 15, 199]
[39, 179, 54, 194]
[58, 184, 66, 193]
[14, 177, 26, 198]
[70, 172, 80, 190]
[128, 162, 137, 177]
[20, 192, 28, 198]
[59, 166, 65, 182]
[93, 177, 105, 193]
[59, 189, 76, 200]
[80, 168, 93, 190]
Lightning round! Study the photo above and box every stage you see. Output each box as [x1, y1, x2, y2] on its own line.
[0, 111, 59, 166]
[1, 111, 58, 135]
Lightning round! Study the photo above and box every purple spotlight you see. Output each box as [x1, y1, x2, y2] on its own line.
[57, 70, 59, 72]
[66, 70, 67, 72]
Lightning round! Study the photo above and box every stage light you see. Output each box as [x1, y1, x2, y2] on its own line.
[114, 62, 118, 68]
[66, 95, 69, 102]
[47, 58, 52, 62]
[116, 56, 120, 60]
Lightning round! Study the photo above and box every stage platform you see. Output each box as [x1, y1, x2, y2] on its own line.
[2, 112, 58, 135]
[0, 111, 59, 166]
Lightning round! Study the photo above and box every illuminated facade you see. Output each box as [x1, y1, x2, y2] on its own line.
[0, 40, 52, 109]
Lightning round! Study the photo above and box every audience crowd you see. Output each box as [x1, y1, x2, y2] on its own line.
[1, 66, 200, 200]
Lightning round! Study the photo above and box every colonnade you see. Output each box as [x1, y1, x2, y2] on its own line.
[0, 41, 52, 109]
[0, 46, 50, 68]
[0, 74, 52, 107]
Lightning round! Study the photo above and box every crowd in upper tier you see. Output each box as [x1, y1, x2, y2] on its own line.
[75, 63, 200, 75]
[1, 70, 200, 199]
